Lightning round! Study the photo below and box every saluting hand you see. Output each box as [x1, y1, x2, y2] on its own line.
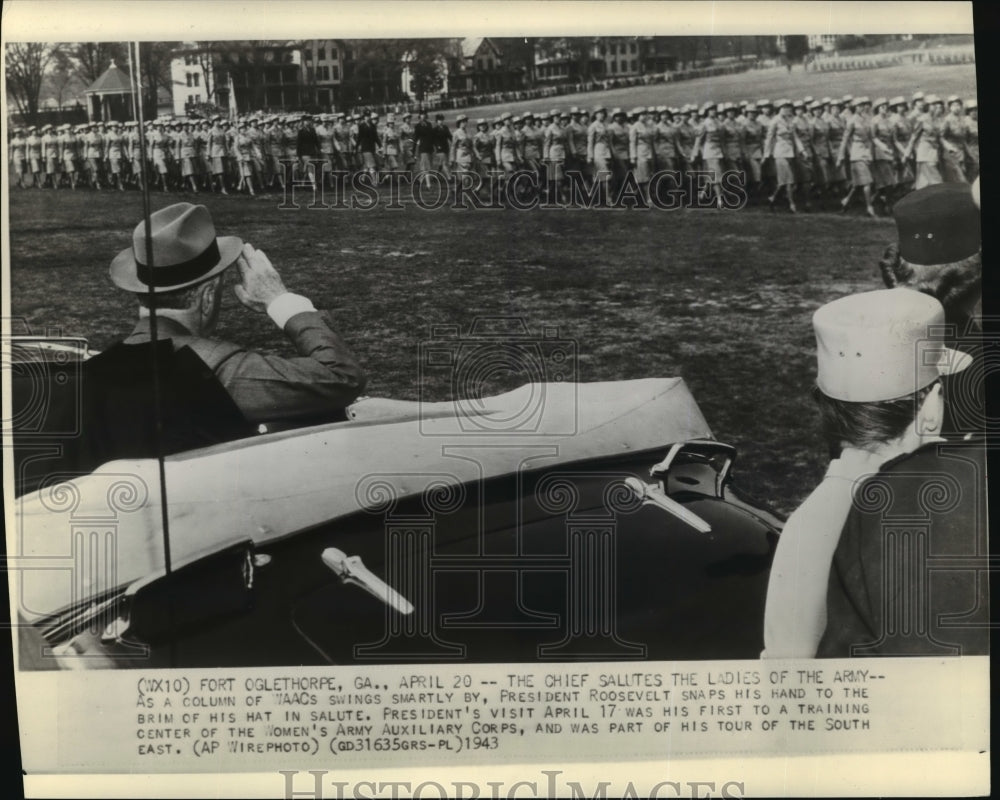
[234, 243, 288, 313]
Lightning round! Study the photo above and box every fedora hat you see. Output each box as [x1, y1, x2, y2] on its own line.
[813, 289, 970, 403]
[110, 203, 243, 293]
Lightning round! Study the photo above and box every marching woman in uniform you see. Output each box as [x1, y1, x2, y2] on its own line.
[809, 101, 833, 208]
[740, 103, 765, 202]
[824, 99, 848, 200]
[381, 115, 402, 174]
[495, 111, 521, 197]
[177, 121, 200, 194]
[543, 110, 571, 203]
[236, 121, 256, 196]
[890, 97, 914, 199]
[41, 124, 60, 189]
[964, 99, 978, 181]
[586, 105, 613, 205]
[628, 107, 656, 204]
[870, 98, 898, 213]
[26, 126, 43, 188]
[106, 121, 126, 192]
[902, 94, 944, 190]
[791, 101, 815, 210]
[939, 96, 967, 183]
[690, 101, 725, 209]
[674, 104, 697, 189]
[58, 124, 78, 190]
[128, 121, 145, 191]
[608, 108, 630, 195]
[449, 114, 475, 198]
[836, 96, 877, 217]
[10, 128, 28, 188]
[473, 118, 495, 188]
[763, 99, 803, 213]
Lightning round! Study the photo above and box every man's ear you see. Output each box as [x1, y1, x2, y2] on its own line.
[915, 382, 945, 438]
[199, 278, 219, 315]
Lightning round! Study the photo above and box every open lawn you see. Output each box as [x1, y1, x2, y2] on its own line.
[9, 184, 900, 515]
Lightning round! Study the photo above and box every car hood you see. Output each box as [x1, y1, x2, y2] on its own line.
[15, 378, 712, 618]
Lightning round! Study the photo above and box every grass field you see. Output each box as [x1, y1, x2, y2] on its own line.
[6, 62, 978, 515]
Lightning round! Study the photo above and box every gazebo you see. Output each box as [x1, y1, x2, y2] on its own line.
[83, 59, 136, 122]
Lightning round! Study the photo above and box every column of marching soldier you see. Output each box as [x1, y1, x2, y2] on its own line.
[8, 90, 977, 213]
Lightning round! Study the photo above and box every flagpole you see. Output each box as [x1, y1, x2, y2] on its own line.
[130, 41, 176, 662]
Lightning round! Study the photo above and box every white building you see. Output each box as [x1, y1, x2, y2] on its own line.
[170, 46, 213, 116]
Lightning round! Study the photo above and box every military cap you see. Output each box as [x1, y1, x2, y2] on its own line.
[946, 94, 962, 105]
[559, 110, 570, 119]
[610, 107, 624, 116]
[456, 113, 468, 122]
[570, 106, 580, 114]
[889, 95, 906, 108]
[873, 97, 888, 109]
[792, 100, 804, 109]
[814, 289, 970, 403]
[841, 94, 853, 103]
[912, 90, 925, 100]
[778, 98, 793, 108]
[501, 111, 513, 121]
[925, 94, 942, 104]
[633, 106, 646, 115]
[745, 103, 757, 112]
[593, 105, 606, 114]
[758, 98, 772, 107]
[894, 182, 981, 266]
[476, 118, 487, 126]
[803, 95, 814, 104]
[810, 101, 823, 110]
[966, 98, 977, 110]
[655, 105, 667, 113]
[550, 108, 560, 118]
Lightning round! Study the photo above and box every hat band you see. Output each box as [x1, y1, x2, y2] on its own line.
[136, 239, 221, 287]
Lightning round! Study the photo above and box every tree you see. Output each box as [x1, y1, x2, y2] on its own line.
[63, 42, 128, 85]
[5, 42, 62, 123]
[783, 35, 810, 62]
[137, 41, 180, 117]
[403, 39, 449, 101]
[46, 49, 83, 108]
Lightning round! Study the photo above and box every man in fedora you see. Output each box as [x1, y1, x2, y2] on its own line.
[54, 203, 366, 476]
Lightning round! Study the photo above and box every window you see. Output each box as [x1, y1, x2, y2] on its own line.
[332, 65, 339, 80]
[331, 47, 338, 60]
[318, 46, 325, 61]
[320, 65, 329, 81]
[304, 50, 311, 62]
[307, 66, 314, 82]
[631, 60, 637, 72]
[610, 61, 617, 73]
[620, 61, 627, 72]
[193, 73, 200, 87]
[188, 94, 194, 105]
[488, 58, 494, 70]
[479, 59, 485, 71]
[600, 45, 606, 56]
[194, 93, 201, 103]
[186, 73, 192, 86]
[184, 54, 195, 66]
[630, 42, 637, 54]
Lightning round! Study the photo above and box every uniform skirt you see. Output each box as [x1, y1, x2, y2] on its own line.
[702, 157, 724, 184]
[211, 156, 225, 174]
[634, 157, 653, 183]
[417, 152, 433, 172]
[362, 151, 377, 169]
[45, 156, 59, 173]
[180, 157, 195, 177]
[914, 161, 942, 190]
[774, 156, 796, 186]
[941, 154, 966, 183]
[850, 159, 872, 187]
[872, 159, 896, 189]
[811, 155, 830, 185]
[795, 154, 813, 183]
[239, 159, 253, 178]
[109, 156, 122, 175]
[745, 156, 762, 183]
[592, 153, 612, 183]
[547, 159, 565, 181]
[63, 153, 76, 172]
[655, 154, 677, 172]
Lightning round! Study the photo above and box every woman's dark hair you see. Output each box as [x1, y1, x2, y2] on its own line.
[878, 242, 982, 330]
[813, 382, 937, 458]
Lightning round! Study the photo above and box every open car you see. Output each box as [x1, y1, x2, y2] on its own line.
[10, 337, 783, 669]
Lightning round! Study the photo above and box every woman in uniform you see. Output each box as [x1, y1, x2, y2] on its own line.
[836, 96, 876, 217]
[763, 99, 803, 213]
[939, 96, 967, 183]
[586, 105, 613, 205]
[870, 98, 898, 213]
[902, 94, 944, 190]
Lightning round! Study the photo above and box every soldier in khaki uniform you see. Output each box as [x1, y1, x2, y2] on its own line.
[836, 96, 876, 217]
